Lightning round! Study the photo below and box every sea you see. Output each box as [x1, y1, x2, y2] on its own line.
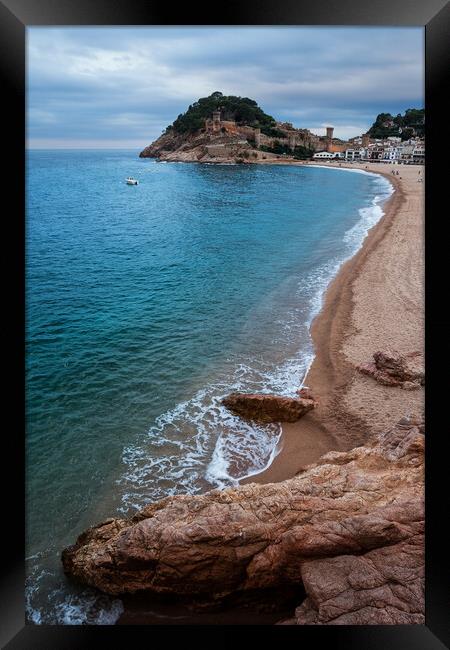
[26, 150, 393, 624]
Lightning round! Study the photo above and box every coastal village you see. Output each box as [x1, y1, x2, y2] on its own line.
[140, 96, 425, 166]
[311, 127, 425, 164]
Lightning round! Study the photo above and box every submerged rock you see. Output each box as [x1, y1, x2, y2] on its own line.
[356, 349, 424, 389]
[221, 392, 317, 423]
[62, 417, 424, 625]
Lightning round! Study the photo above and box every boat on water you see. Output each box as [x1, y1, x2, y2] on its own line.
[126, 177, 139, 185]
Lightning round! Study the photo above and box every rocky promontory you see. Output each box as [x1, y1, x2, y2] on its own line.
[62, 416, 424, 625]
[139, 91, 322, 163]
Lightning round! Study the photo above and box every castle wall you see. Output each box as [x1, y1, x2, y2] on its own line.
[328, 143, 347, 153]
[205, 142, 249, 158]
[205, 144, 231, 157]
[219, 120, 238, 134]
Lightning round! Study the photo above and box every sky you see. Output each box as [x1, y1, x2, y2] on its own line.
[27, 27, 424, 149]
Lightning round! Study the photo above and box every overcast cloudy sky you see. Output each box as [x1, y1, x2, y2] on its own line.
[27, 27, 424, 149]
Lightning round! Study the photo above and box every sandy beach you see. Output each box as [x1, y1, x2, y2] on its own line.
[243, 161, 424, 485]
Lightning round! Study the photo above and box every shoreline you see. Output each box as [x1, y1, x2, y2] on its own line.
[242, 161, 424, 485]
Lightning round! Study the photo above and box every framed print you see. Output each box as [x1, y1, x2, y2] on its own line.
[1, 0, 449, 647]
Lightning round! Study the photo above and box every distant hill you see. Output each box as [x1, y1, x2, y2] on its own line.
[367, 108, 424, 140]
[167, 91, 284, 138]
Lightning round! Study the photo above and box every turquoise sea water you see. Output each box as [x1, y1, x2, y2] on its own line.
[26, 151, 392, 623]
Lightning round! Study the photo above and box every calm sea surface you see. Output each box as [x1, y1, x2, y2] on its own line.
[26, 150, 392, 623]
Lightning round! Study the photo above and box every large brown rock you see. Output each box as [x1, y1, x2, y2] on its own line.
[62, 417, 424, 624]
[221, 392, 317, 423]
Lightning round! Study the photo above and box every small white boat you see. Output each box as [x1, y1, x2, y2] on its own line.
[125, 177, 139, 185]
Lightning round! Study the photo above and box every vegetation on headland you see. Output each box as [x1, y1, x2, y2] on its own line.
[367, 108, 424, 140]
[167, 91, 281, 136]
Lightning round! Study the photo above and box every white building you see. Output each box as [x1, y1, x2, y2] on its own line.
[312, 151, 337, 160]
[412, 145, 425, 163]
[399, 144, 415, 163]
[345, 148, 365, 161]
[382, 146, 401, 161]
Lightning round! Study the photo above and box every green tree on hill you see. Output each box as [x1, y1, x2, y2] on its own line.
[168, 92, 279, 134]
[368, 108, 424, 140]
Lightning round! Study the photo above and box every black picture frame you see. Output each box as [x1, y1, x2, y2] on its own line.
[1, 0, 449, 647]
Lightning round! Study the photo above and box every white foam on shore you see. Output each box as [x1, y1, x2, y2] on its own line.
[25, 550, 125, 625]
[53, 593, 124, 625]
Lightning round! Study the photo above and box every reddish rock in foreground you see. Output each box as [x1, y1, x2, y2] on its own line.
[221, 392, 317, 423]
[356, 349, 424, 389]
[62, 417, 424, 625]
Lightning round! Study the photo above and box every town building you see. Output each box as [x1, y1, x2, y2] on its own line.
[345, 148, 365, 161]
[382, 146, 401, 162]
[313, 151, 343, 160]
[412, 144, 425, 163]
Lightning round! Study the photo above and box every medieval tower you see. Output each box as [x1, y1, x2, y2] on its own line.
[326, 126, 334, 152]
[212, 110, 221, 133]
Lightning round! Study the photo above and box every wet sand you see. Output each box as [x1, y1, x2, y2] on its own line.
[243, 162, 424, 485]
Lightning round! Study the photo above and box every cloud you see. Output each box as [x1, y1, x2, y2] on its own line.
[26, 27, 424, 148]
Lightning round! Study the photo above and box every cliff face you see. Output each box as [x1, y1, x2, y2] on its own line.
[139, 129, 258, 163]
[62, 416, 424, 625]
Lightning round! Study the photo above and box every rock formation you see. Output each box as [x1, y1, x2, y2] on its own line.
[138, 92, 321, 163]
[62, 416, 424, 625]
[221, 392, 318, 423]
[139, 129, 257, 163]
[356, 350, 424, 390]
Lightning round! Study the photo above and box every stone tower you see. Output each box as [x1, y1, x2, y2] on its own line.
[212, 110, 221, 133]
[362, 133, 370, 147]
[288, 134, 296, 151]
[254, 127, 261, 149]
[326, 126, 334, 152]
